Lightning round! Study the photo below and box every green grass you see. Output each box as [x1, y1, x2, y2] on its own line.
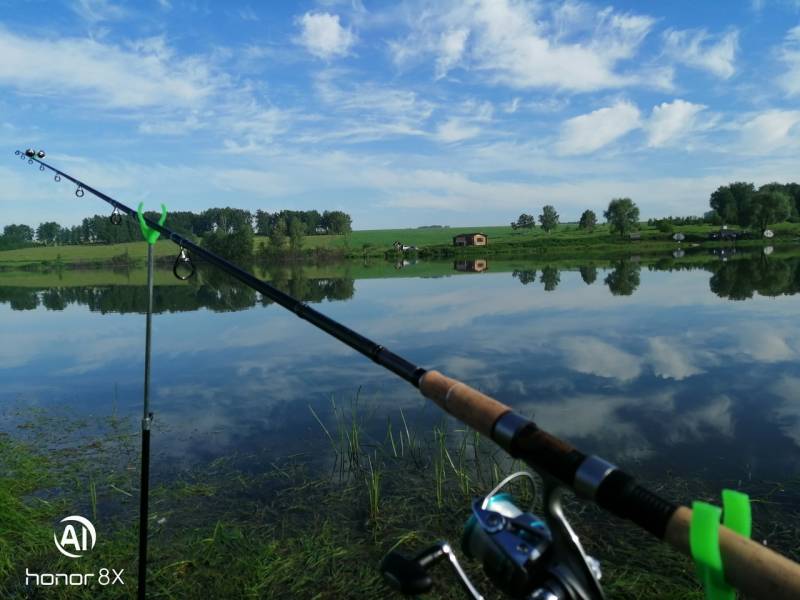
[0, 267, 187, 287]
[7, 221, 800, 269]
[2, 393, 799, 599]
[0, 240, 175, 268]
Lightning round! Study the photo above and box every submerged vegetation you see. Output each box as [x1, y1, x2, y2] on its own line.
[2, 397, 798, 599]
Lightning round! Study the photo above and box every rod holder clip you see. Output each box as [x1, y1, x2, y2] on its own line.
[137, 203, 167, 245]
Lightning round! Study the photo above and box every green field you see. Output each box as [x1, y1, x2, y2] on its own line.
[0, 240, 176, 268]
[2, 222, 799, 268]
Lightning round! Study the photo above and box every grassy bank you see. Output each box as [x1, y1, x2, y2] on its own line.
[3, 222, 799, 269]
[2, 400, 798, 599]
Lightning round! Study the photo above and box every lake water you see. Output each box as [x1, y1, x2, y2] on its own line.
[3, 251, 799, 490]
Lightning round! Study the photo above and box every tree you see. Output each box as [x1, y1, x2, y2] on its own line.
[709, 182, 755, 227]
[540, 266, 560, 291]
[605, 261, 640, 296]
[201, 227, 254, 261]
[255, 210, 272, 236]
[539, 205, 559, 233]
[578, 210, 597, 232]
[322, 210, 352, 235]
[512, 269, 537, 285]
[654, 219, 674, 233]
[512, 213, 535, 230]
[289, 217, 304, 251]
[269, 218, 287, 251]
[759, 182, 800, 221]
[3, 224, 34, 242]
[749, 190, 790, 235]
[36, 222, 61, 245]
[604, 198, 639, 238]
[579, 265, 597, 285]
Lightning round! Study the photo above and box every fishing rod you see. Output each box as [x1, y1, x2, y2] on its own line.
[16, 149, 800, 599]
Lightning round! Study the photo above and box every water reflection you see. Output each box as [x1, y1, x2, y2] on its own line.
[0, 264, 355, 313]
[5, 253, 800, 315]
[605, 260, 640, 296]
[454, 259, 488, 272]
[2, 251, 800, 489]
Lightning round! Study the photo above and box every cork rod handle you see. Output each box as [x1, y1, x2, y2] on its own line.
[419, 370, 510, 437]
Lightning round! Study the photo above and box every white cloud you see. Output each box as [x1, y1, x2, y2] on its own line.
[389, 0, 657, 91]
[435, 118, 481, 143]
[739, 110, 800, 153]
[646, 99, 707, 147]
[306, 70, 434, 142]
[435, 28, 469, 79]
[771, 376, 800, 446]
[70, 0, 128, 23]
[556, 100, 641, 155]
[735, 327, 795, 362]
[663, 28, 738, 79]
[0, 29, 216, 109]
[779, 25, 800, 96]
[646, 337, 704, 380]
[559, 336, 642, 381]
[297, 12, 355, 59]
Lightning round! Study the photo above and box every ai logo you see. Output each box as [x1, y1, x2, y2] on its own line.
[53, 516, 96, 558]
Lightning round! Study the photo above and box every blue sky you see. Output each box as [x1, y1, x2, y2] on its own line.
[1, 0, 799, 229]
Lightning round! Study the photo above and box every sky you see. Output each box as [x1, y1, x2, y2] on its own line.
[1, 0, 800, 229]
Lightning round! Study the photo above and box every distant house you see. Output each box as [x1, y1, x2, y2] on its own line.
[453, 232, 488, 246]
[628, 232, 641, 241]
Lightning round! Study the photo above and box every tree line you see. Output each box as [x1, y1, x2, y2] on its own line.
[511, 199, 638, 238]
[510, 181, 800, 239]
[0, 207, 353, 251]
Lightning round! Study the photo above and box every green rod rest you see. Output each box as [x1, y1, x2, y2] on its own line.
[137, 202, 167, 245]
[690, 489, 751, 600]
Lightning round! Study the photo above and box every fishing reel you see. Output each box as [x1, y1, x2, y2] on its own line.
[380, 472, 604, 600]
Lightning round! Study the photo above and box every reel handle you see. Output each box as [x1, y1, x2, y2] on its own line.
[381, 542, 484, 599]
[380, 547, 436, 595]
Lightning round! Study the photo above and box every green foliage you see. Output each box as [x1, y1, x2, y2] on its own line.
[578, 210, 597, 232]
[269, 218, 288, 251]
[202, 227, 254, 261]
[3, 224, 34, 242]
[256, 209, 329, 236]
[540, 265, 560, 290]
[580, 265, 597, 285]
[604, 198, 640, 238]
[511, 213, 536, 230]
[758, 182, 800, 221]
[512, 269, 537, 284]
[655, 219, 674, 233]
[749, 190, 791, 234]
[35, 221, 60, 245]
[539, 205, 559, 233]
[605, 260, 641, 295]
[323, 210, 353, 235]
[289, 217, 305, 251]
[709, 182, 755, 227]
